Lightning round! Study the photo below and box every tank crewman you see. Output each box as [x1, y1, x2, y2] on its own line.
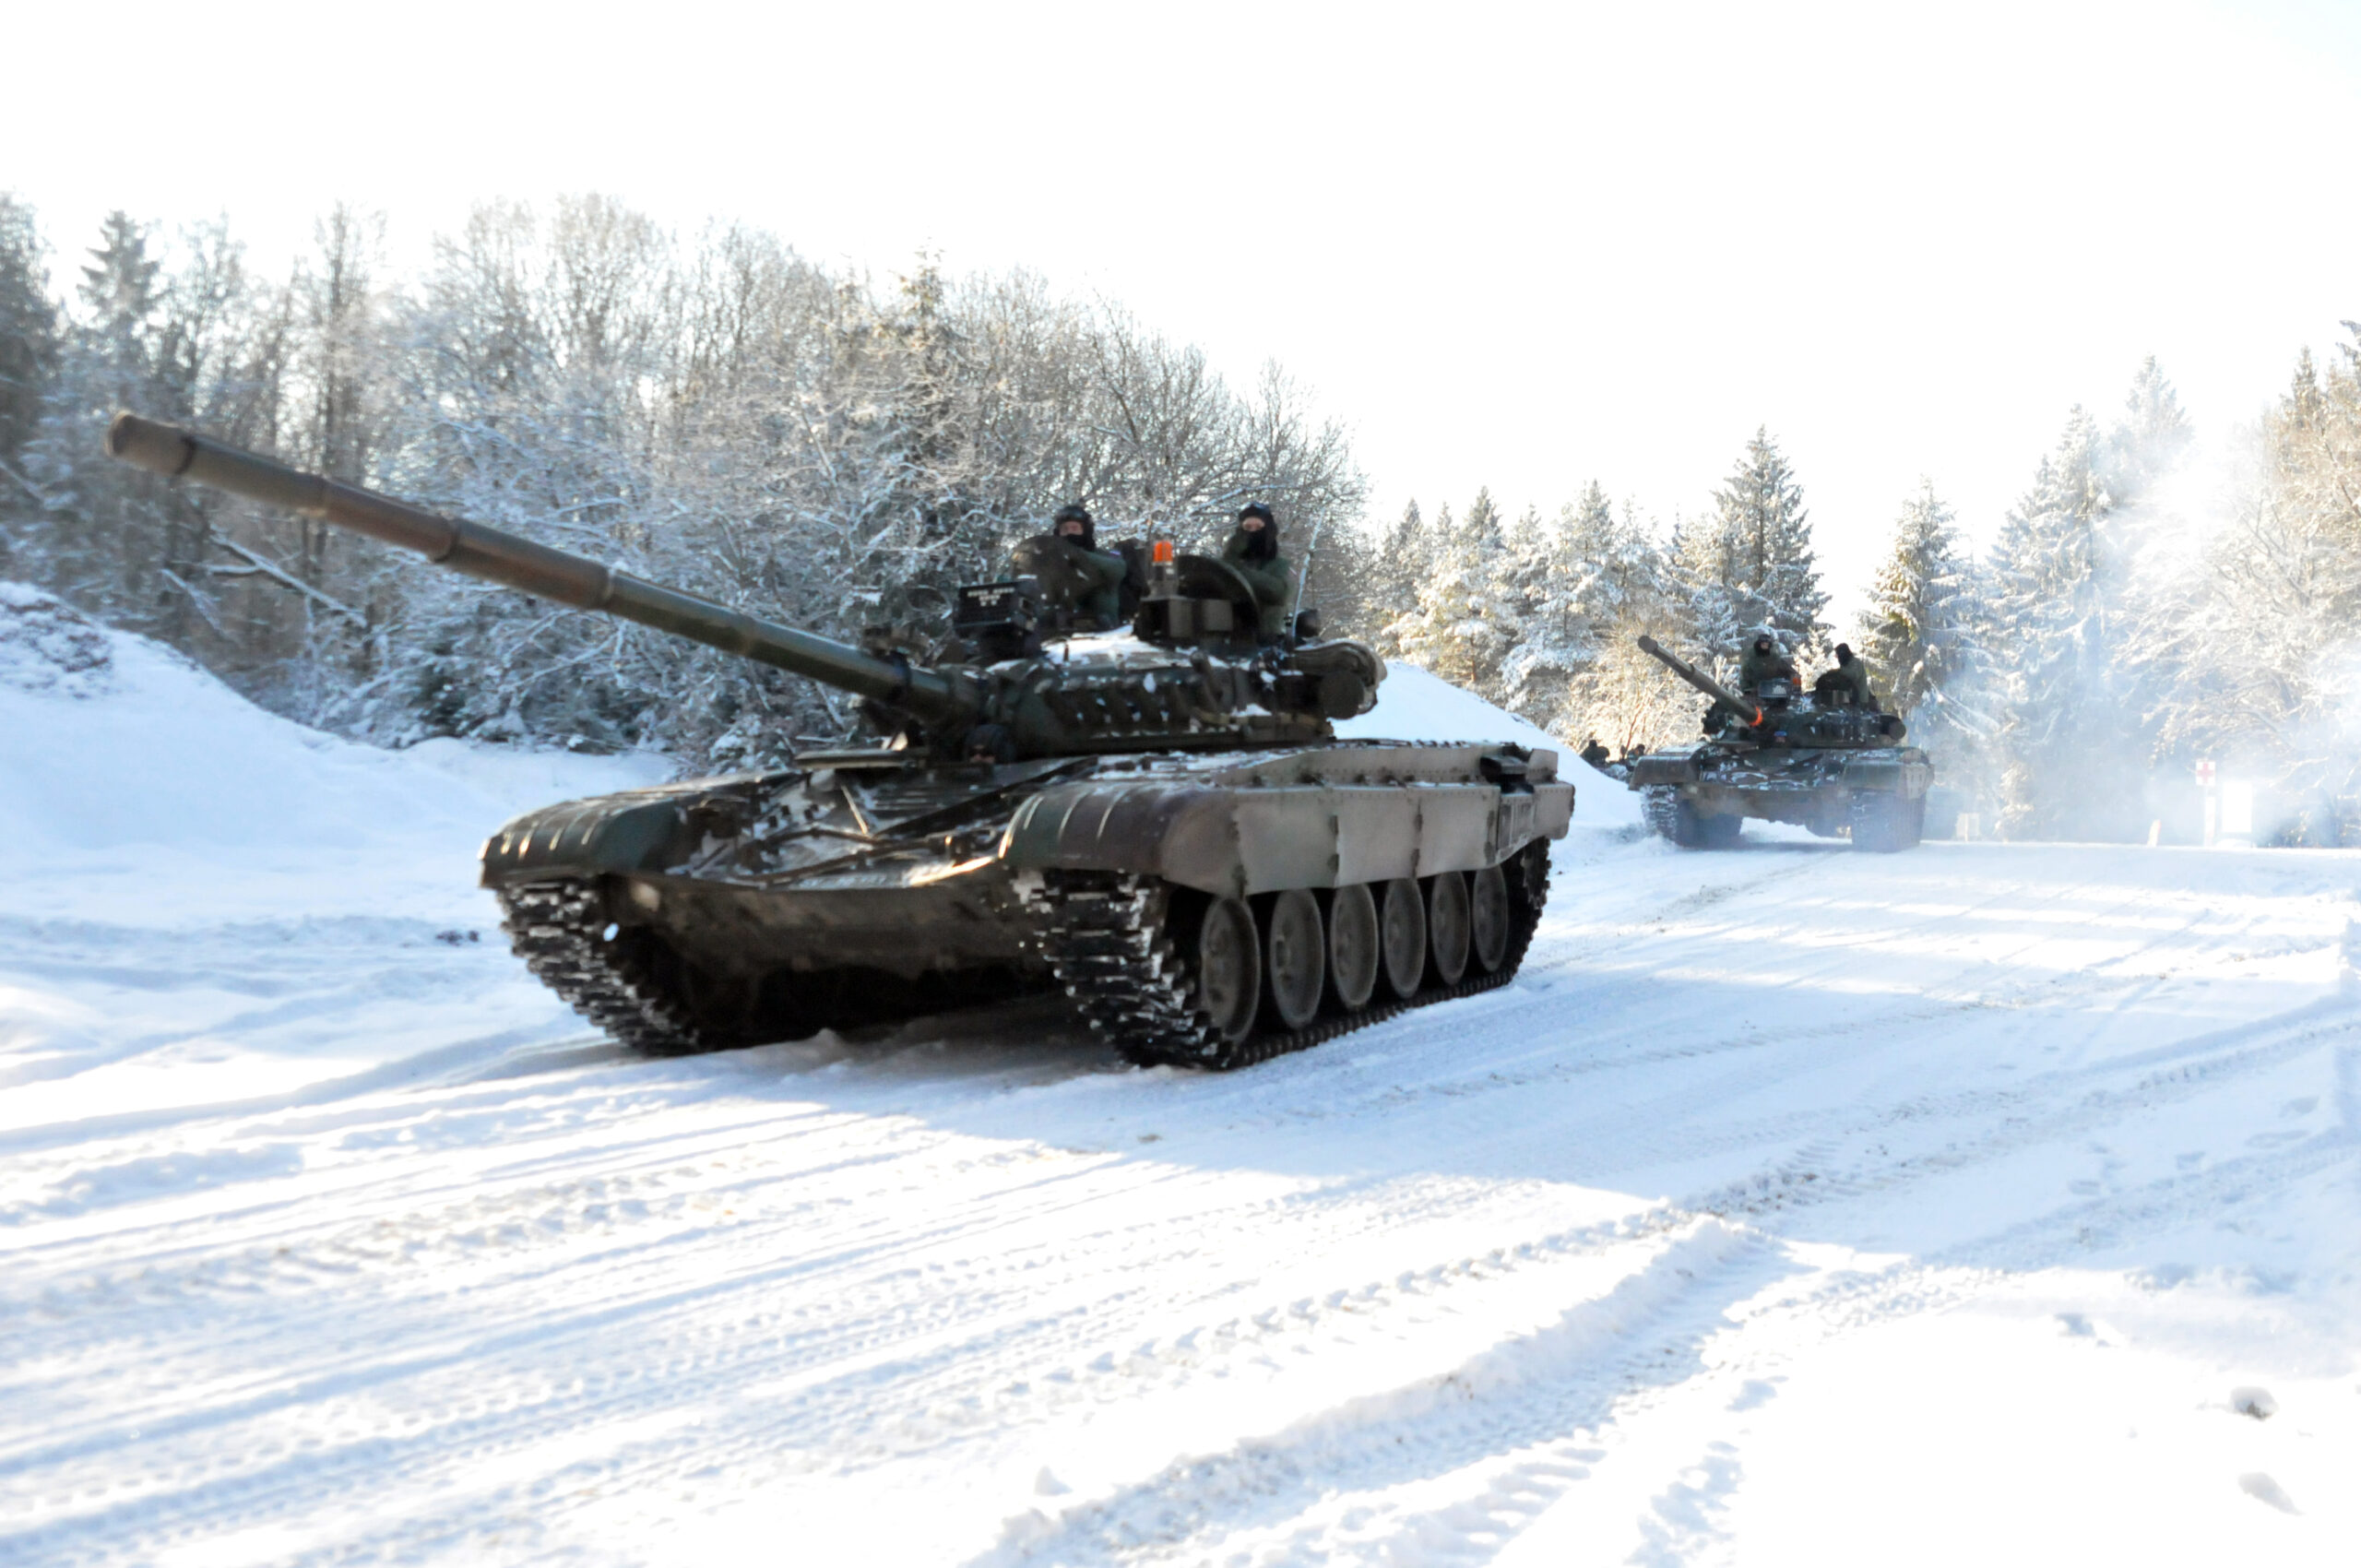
[1821, 643, 1880, 709]
[1022, 504, 1129, 630]
[1736, 632, 1797, 695]
[1223, 502, 1296, 639]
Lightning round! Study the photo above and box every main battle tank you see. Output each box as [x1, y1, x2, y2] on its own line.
[106, 414, 1573, 1069]
[1597, 636, 1932, 851]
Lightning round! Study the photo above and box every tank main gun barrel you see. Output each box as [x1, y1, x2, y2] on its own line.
[1635, 635, 1761, 725]
[104, 413, 970, 724]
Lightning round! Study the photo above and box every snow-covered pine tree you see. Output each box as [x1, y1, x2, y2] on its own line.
[1392, 488, 1519, 698]
[1860, 480, 1986, 784]
[1983, 407, 2149, 839]
[1366, 497, 1430, 654]
[1674, 427, 1827, 668]
[2106, 354, 2195, 502]
[0, 196, 56, 514]
[16, 213, 182, 629]
[1495, 485, 1603, 732]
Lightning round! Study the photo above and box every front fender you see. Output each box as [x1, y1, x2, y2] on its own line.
[479, 778, 771, 886]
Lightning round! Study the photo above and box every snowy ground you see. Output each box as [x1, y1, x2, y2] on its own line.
[4, 594, 2356, 1566]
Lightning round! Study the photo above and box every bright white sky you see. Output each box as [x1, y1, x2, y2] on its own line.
[9, 0, 2360, 626]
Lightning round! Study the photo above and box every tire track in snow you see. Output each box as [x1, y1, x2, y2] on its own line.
[0, 1181, 1698, 1564]
[967, 1221, 1780, 1568]
[6, 838, 2355, 1565]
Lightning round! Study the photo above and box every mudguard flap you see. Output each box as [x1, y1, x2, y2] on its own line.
[1840, 753, 1935, 796]
[1004, 778, 1545, 898]
[1531, 780, 1575, 838]
[1630, 753, 1703, 787]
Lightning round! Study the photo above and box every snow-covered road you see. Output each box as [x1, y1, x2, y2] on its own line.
[6, 594, 2357, 1565]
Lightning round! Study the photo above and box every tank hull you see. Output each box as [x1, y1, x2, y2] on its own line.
[484, 742, 1573, 1066]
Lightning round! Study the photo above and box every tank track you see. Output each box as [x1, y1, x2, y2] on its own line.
[496, 880, 713, 1056]
[1641, 785, 1680, 841]
[504, 850, 1552, 1070]
[1032, 843, 1551, 1071]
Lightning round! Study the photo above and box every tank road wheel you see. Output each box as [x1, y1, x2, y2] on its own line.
[1031, 851, 1553, 1074]
[1194, 895, 1264, 1044]
[1426, 871, 1471, 986]
[1325, 883, 1382, 1011]
[1378, 878, 1428, 1001]
[1469, 863, 1512, 974]
[1697, 810, 1744, 848]
[1260, 889, 1327, 1030]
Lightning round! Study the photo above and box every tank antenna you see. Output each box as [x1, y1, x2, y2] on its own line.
[1288, 513, 1325, 628]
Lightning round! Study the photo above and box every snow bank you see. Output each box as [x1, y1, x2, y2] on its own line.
[1339, 661, 1643, 823]
[1, 586, 669, 1123]
[1, 585, 668, 922]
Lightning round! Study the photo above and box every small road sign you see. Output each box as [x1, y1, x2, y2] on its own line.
[2196, 759, 2217, 787]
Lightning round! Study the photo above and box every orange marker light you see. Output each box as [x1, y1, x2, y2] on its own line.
[1151, 540, 1174, 564]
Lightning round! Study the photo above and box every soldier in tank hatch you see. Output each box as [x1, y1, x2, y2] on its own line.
[1818, 643, 1880, 710]
[1736, 632, 1797, 695]
[1014, 503, 1128, 630]
[1223, 502, 1295, 640]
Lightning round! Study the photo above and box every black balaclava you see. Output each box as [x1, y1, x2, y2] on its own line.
[1237, 502, 1278, 561]
[1753, 636, 1774, 657]
[1835, 642, 1856, 664]
[1052, 503, 1096, 550]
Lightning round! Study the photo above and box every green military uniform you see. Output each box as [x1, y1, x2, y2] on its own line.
[1824, 651, 1879, 710]
[1013, 532, 1128, 630]
[1057, 538, 1127, 629]
[1736, 642, 1796, 694]
[1222, 527, 1295, 640]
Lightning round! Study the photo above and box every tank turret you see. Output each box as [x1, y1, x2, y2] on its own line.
[1635, 634, 1903, 748]
[104, 414, 1382, 764]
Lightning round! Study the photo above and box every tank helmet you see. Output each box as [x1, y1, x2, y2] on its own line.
[1835, 642, 1855, 662]
[1237, 502, 1275, 527]
[1051, 503, 1095, 547]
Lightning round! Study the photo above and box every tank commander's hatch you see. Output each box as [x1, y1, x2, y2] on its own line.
[1134, 552, 1264, 649]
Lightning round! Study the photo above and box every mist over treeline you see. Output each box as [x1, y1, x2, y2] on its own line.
[3, 194, 2356, 843]
[1367, 344, 2361, 846]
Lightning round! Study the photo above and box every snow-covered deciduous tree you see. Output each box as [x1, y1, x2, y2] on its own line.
[1559, 494, 1694, 756]
[0, 196, 1370, 768]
